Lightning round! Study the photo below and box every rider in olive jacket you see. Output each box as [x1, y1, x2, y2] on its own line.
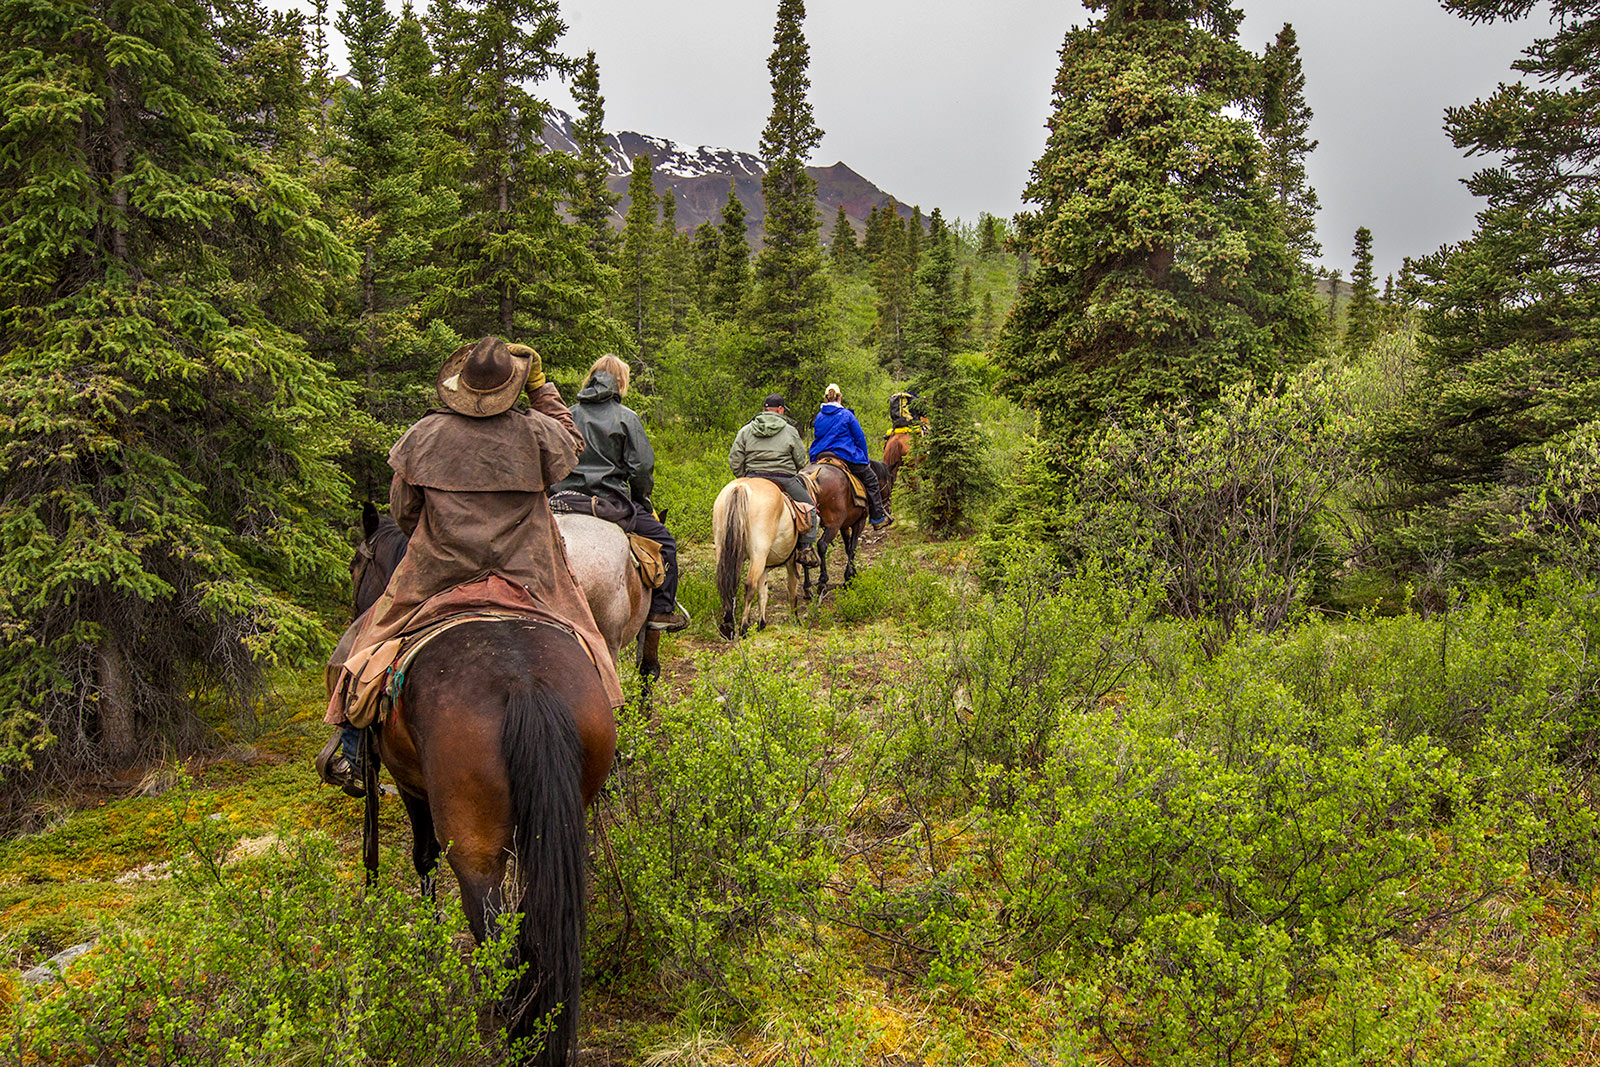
[729, 394, 821, 565]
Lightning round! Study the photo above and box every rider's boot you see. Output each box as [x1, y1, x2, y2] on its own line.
[797, 513, 822, 566]
[315, 727, 366, 798]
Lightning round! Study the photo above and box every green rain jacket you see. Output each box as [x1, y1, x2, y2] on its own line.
[728, 411, 808, 477]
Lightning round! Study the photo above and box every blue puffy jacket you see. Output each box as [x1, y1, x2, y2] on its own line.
[809, 402, 869, 465]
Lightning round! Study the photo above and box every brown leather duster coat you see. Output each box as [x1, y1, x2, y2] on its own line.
[330, 383, 623, 710]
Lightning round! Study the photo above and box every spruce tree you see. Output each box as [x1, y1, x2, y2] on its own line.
[1326, 270, 1342, 323]
[712, 182, 750, 320]
[691, 221, 720, 308]
[978, 213, 1001, 258]
[906, 206, 924, 280]
[959, 265, 975, 340]
[0, 0, 360, 779]
[875, 213, 911, 373]
[996, 1, 1320, 450]
[427, 0, 623, 367]
[979, 290, 996, 341]
[1259, 23, 1321, 265]
[659, 187, 691, 336]
[904, 211, 984, 533]
[861, 203, 884, 262]
[570, 50, 620, 263]
[323, 0, 457, 499]
[1345, 226, 1380, 352]
[751, 0, 830, 388]
[829, 204, 858, 271]
[620, 154, 663, 359]
[1374, 0, 1600, 572]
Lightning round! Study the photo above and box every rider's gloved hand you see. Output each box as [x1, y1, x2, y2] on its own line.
[509, 343, 545, 392]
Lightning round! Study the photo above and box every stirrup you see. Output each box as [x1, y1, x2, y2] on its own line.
[315, 734, 366, 799]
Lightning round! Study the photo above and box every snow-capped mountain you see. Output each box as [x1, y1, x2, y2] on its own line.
[542, 110, 914, 245]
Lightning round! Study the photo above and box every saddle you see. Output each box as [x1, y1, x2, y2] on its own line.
[810, 454, 868, 509]
[340, 611, 540, 729]
[551, 491, 666, 589]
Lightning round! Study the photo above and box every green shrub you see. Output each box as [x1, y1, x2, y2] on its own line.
[8, 803, 527, 1065]
[591, 650, 856, 985]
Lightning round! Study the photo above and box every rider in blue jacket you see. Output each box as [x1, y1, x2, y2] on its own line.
[809, 383, 891, 527]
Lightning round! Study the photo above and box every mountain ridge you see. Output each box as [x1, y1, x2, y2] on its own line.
[542, 110, 916, 245]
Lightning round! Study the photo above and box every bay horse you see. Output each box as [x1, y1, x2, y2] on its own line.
[800, 459, 890, 597]
[350, 505, 615, 1066]
[881, 431, 918, 510]
[713, 477, 802, 639]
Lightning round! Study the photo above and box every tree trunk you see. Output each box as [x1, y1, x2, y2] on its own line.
[96, 639, 137, 767]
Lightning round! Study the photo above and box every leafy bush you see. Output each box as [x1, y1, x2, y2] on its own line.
[591, 651, 856, 984]
[7, 801, 527, 1065]
[1071, 375, 1362, 651]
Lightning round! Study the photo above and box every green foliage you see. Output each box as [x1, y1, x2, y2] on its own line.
[996, 9, 1321, 452]
[593, 651, 853, 982]
[0, 0, 363, 791]
[424, 0, 624, 369]
[569, 50, 620, 263]
[1372, 0, 1600, 577]
[711, 183, 751, 322]
[620, 153, 664, 361]
[1345, 226, 1380, 352]
[1068, 376, 1361, 649]
[1258, 22, 1321, 265]
[751, 0, 831, 392]
[8, 807, 528, 1065]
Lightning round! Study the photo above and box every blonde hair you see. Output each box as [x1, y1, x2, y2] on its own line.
[823, 382, 842, 403]
[585, 354, 631, 398]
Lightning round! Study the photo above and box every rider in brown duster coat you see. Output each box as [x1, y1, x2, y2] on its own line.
[320, 337, 623, 791]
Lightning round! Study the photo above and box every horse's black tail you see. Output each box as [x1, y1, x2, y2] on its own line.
[502, 686, 586, 1066]
[715, 483, 748, 637]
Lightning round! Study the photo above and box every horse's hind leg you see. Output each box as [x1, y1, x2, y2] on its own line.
[400, 788, 441, 903]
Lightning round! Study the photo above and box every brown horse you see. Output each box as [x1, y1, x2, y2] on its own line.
[801, 459, 889, 597]
[713, 477, 802, 639]
[351, 507, 615, 1066]
[881, 431, 918, 510]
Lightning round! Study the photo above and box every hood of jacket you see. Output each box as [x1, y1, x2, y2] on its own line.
[577, 371, 620, 404]
[748, 412, 790, 437]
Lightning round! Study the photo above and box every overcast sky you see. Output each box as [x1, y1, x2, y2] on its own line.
[283, 0, 1548, 280]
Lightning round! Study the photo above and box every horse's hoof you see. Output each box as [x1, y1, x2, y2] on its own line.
[757, 621, 767, 631]
[642, 661, 661, 681]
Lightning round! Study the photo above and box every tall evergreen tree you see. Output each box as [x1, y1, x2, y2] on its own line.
[875, 213, 911, 372]
[1374, 0, 1600, 572]
[659, 186, 690, 336]
[570, 50, 619, 263]
[1345, 226, 1380, 352]
[861, 203, 884, 262]
[1326, 270, 1342, 323]
[751, 0, 830, 387]
[620, 154, 662, 359]
[958, 265, 975, 340]
[977, 213, 1001, 258]
[691, 221, 720, 308]
[0, 0, 360, 782]
[712, 182, 750, 320]
[905, 211, 984, 533]
[1259, 23, 1321, 265]
[996, 1, 1320, 451]
[828, 204, 858, 271]
[426, 0, 623, 366]
[324, 0, 457, 499]
[906, 205, 924, 280]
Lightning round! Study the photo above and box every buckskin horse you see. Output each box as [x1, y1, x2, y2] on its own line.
[713, 477, 802, 639]
[349, 505, 616, 1066]
[801, 458, 890, 597]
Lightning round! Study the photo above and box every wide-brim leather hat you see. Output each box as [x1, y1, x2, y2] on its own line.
[436, 336, 531, 417]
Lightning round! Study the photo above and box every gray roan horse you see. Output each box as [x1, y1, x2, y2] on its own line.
[553, 511, 661, 690]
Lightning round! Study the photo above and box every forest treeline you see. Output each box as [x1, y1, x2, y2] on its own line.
[2, 0, 1599, 829]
